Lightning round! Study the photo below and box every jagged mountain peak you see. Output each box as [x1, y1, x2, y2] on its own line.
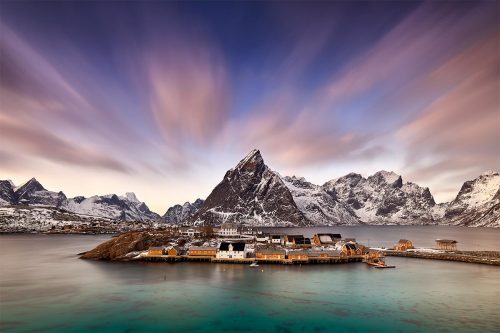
[234, 149, 264, 172]
[17, 177, 46, 192]
[125, 192, 139, 203]
[14, 177, 48, 202]
[163, 198, 205, 224]
[190, 150, 308, 226]
[368, 170, 402, 187]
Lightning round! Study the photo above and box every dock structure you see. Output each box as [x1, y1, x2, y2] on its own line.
[139, 254, 368, 265]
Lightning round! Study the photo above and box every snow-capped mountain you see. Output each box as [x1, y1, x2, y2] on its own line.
[163, 199, 204, 224]
[0, 178, 160, 222]
[0, 180, 16, 206]
[14, 178, 67, 207]
[442, 171, 500, 227]
[189, 149, 309, 226]
[63, 192, 160, 221]
[322, 171, 436, 224]
[282, 176, 359, 225]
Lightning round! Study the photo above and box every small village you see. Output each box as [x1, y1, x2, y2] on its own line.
[129, 223, 500, 267]
[135, 223, 416, 268]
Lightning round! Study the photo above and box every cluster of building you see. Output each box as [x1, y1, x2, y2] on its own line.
[145, 230, 378, 264]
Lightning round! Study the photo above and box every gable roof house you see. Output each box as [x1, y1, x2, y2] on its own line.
[312, 233, 342, 246]
[216, 242, 247, 259]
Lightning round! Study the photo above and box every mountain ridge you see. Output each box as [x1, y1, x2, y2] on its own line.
[2, 151, 498, 227]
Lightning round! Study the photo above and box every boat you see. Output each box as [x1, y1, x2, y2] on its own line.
[249, 262, 259, 267]
[373, 265, 396, 269]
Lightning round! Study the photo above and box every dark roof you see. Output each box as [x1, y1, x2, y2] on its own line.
[271, 235, 282, 239]
[316, 233, 342, 239]
[436, 239, 457, 244]
[219, 242, 246, 251]
[294, 237, 311, 245]
[398, 239, 411, 243]
[286, 235, 304, 241]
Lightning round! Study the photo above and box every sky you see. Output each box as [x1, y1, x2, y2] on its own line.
[0, 1, 498, 214]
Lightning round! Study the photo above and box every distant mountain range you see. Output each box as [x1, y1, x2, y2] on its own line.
[0, 178, 159, 221]
[1, 149, 498, 228]
[177, 150, 499, 228]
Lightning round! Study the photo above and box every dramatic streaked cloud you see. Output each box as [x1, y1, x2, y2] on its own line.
[0, 1, 498, 211]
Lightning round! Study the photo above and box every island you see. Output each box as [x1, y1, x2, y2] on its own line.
[80, 224, 500, 266]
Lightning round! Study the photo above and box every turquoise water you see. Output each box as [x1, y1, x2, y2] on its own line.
[1, 230, 499, 333]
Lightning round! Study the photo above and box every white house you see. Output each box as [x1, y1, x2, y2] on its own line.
[218, 223, 239, 237]
[181, 228, 201, 237]
[216, 242, 247, 259]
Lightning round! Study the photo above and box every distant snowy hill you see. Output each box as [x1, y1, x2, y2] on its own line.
[163, 199, 204, 224]
[0, 178, 160, 222]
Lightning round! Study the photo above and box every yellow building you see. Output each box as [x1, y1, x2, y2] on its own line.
[188, 246, 217, 257]
[394, 239, 414, 251]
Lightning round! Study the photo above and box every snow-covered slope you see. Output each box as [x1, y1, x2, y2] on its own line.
[62, 192, 160, 221]
[0, 180, 16, 206]
[13, 178, 67, 207]
[282, 176, 358, 225]
[322, 171, 436, 224]
[1, 178, 160, 222]
[443, 171, 500, 227]
[189, 149, 308, 226]
[163, 199, 204, 224]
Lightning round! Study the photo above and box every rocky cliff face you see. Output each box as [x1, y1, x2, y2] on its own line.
[189, 149, 308, 226]
[322, 171, 436, 224]
[163, 199, 204, 224]
[80, 230, 176, 260]
[282, 176, 358, 225]
[442, 171, 500, 227]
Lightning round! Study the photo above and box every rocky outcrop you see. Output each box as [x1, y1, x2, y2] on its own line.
[189, 149, 308, 226]
[80, 230, 175, 260]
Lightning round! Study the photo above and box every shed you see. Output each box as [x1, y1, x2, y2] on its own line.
[436, 239, 457, 251]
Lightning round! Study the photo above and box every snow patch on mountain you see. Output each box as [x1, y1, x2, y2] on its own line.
[282, 176, 358, 225]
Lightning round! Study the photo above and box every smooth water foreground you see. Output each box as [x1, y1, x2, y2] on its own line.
[1, 228, 499, 333]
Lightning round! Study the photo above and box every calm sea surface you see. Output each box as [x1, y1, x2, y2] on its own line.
[1, 227, 499, 333]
